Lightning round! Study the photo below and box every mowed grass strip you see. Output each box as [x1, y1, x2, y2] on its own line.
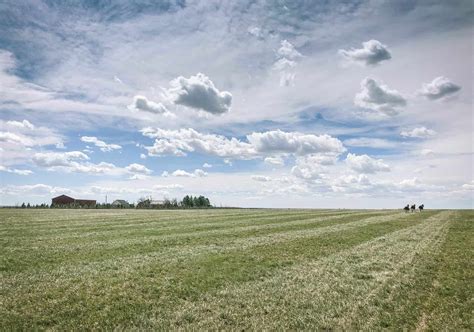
[0, 209, 439, 330]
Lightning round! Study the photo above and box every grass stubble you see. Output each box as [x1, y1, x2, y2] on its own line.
[0, 208, 472, 330]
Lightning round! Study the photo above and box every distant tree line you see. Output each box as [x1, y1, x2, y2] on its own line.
[10, 195, 212, 209]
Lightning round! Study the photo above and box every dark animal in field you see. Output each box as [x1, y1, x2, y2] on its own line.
[404, 204, 410, 212]
[419, 204, 424, 211]
[410, 204, 416, 212]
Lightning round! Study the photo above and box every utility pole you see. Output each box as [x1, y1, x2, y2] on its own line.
[105, 194, 107, 204]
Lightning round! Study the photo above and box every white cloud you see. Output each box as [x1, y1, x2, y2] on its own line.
[344, 137, 397, 149]
[291, 154, 336, 180]
[264, 156, 284, 166]
[1, 184, 72, 196]
[419, 76, 461, 100]
[128, 95, 170, 114]
[6, 120, 34, 130]
[33, 151, 89, 167]
[32, 151, 120, 174]
[202, 163, 213, 168]
[165, 73, 232, 114]
[273, 40, 302, 87]
[125, 163, 152, 175]
[251, 175, 271, 182]
[419, 149, 434, 156]
[247, 130, 345, 155]
[277, 40, 302, 60]
[80, 136, 122, 152]
[345, 153, 390, 174]
[400, 127, 436, 138]
[247, 26, 263, 39]
[142, 128, 345, 160]
[140, 153, 147, 159]
[338, 40, 391, 66]
[0, 165, 33, 176]
[354, 78, 407, 115]
[164, 169, 208, 178]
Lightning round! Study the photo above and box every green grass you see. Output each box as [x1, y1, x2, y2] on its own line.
[0, 209, 472, 330]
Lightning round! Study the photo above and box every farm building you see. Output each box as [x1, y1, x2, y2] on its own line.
[111, 199, 130, 208]
[51, 195, 96, 207]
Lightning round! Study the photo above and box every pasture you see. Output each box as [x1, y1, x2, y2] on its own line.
[1, 208, 472, 330]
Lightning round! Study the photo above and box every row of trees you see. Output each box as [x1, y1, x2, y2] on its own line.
[136, 195, 212, 209]
[13, 196, 213, 209]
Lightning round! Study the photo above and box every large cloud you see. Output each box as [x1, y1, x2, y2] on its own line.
[354, 78, 407, 115]
[345, 153, 390, 174]
[80, 136, 122, 152]
[125, 163, 152, 175]
[338, 40, 391, 66]
[419, 76, 461, 100]
[400, 127, 436, 138]
[141, 128, 345, 159]
[247, 130, 345, 155]
[165, 73, 232, 114]
[32, 151, 119, 174]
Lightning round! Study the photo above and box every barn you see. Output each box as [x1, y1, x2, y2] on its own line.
[51, 195, 75, 205]
[51, 195, 96, 207]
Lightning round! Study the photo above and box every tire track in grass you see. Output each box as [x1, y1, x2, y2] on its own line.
[356, 210, 473, 330]
[164, 211, 450, 330]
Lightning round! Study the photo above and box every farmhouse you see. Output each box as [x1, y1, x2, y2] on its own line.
[111, 199, 130, 208]
[51, 195, 96, 207]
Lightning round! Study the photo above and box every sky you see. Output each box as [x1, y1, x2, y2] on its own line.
[0, 0, 473, 208]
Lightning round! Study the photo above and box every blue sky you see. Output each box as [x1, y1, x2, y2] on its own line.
[0, 0, 472, 208]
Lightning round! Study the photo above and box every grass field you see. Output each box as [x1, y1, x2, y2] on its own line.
[1, 208, 472, 330]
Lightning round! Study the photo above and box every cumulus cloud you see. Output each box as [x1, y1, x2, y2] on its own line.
[125, 163, 152, 175]
[400, 127, 436, 138]
[247, 130, 345, 155]
[165, 73, 232, 114]
[345, 153, 390, 174]
[6, 120, 34, 130]
[273, 40, 302, 86]
[142, 128, 345, 160]
[80, 136, 122, 152]
[264, 156, 284, 166]
[128, 95, 170, 115]
[251, 175, 272, 182]
[291, 154, 337, 180]
[202, 163, 213, 168]
[338, 40, 391, 66]
[32, 151, 119, 174]
[418, 76, 461, 100]
[354, 78, 407, 115]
